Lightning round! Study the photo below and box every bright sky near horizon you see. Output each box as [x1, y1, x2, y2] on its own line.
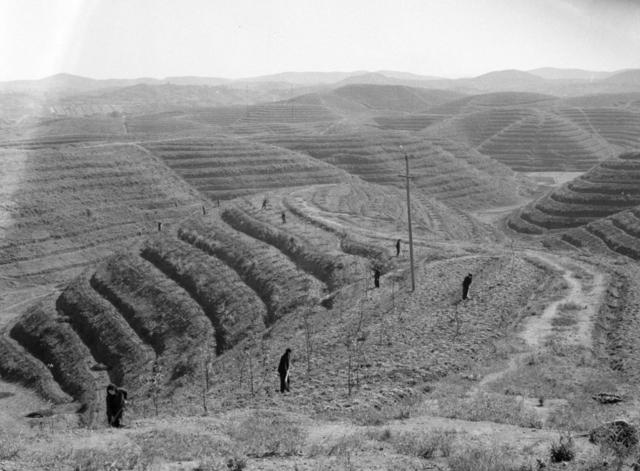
[1, 0, 640, 81]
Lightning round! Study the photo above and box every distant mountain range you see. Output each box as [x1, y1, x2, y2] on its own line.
[2, 68, 638, 96]
[2, 68, 640, 120]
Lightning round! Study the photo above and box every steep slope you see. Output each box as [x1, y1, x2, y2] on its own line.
[0, 143, 205, 287]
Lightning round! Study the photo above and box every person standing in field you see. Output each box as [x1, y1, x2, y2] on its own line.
[106, 384, 128, 427]
[281, 211, 286, 224]
[374, 268, 381, 288]
[262, 198, 268, 210]
[396, 239, 401, 257]
[278, 348, 292, 393]
[462, 273, 473, 300]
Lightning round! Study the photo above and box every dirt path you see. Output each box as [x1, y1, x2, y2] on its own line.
[521, 251, 607, 350]
[469, 250, 607, 425]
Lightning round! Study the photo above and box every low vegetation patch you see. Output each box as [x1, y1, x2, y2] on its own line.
[439, 392, 543, 429]
[69, 443, 143, 471]
[307, 432, 366, 458]
[350, 396, 422, 426]
[0, 431, 22, 461]
[448, 444, 531, 471]
[228, 412, 306, 458]
[390, 429, 456, 459]
[134, 428, 231, 463]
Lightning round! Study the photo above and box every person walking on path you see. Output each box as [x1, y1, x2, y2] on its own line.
[262, 198, 268, 210]
[374, 268, 381, 288]
[106, 384, 128, 427]
[278, 348, 292, 393]
[281, 211, 286, 224]
[462, 273, 473, 300]
[395, 239, 401, 257]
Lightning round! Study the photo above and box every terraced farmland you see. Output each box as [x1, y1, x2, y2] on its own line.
[0, 143, 205, 287]
[476, 112, 612, 171]
[509, 151, 640, 258]
[142, 137, 351, 201]
[255, 130, 530, 210]
[561, 206, 640, 260]
[556, 106, 640, 150]
[1, 184, 403, 422]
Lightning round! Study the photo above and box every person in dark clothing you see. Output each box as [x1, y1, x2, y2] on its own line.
[462, 273, 473, 300]
[374, 268, 381, 288]
[281, 211, 286, 224]
[202, 205, 206, 215]
[396, 239, 401, 257]
[278, 348, 291, 393]
[262, 198, 268, 210]
[157, 222, 162, 232]
[106, 383, 128, 427]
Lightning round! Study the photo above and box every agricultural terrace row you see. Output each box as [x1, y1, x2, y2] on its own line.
[142, 137, 351, 201]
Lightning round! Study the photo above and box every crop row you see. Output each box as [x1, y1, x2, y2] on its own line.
[222, 204, 359, 290]
[91, 254, 215, 381]
[178, 219, 322, 323]
[140, 235, 266, 352]
[57, 272, 156, 389]
[9, 299, 109, 425]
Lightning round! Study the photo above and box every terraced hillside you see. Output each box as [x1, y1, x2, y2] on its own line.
[254, 130, 532, 210]
[508, 151, 640, 259]
[427, 107, 614, 171]
[141, 137, 352, 200]
[556, 106, 640, 150]
[0, 143, 205, 288]
[475, 112, 612, 171]
[1, 188, 400, 423]
[560, 205, 640, 260]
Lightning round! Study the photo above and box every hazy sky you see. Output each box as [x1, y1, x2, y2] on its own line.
[1, 0, 640, 81]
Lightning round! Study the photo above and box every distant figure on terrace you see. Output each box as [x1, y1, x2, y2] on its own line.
[462, 273, 473, 300]
[374, 268, 381, 288]
[281, 211, 286, 224]
[106, 384, 128, 427]
[262, 198, 268, 210]
[396, 239, 401, 257]
[157, 222, 162, 232]
[278, 348, 292, 393]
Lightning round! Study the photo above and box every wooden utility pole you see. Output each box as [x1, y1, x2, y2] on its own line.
[398, 145, 416, 292]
